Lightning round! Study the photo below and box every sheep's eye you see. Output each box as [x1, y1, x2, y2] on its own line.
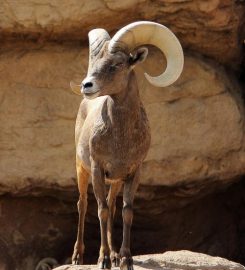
[115, 62, 124, 68]
[108, 63, 124, 73]
[109, 65, 116, 72]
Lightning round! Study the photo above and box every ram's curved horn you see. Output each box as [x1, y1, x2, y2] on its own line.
[88, 28, 111, 71]
[108, 21, 184, 87]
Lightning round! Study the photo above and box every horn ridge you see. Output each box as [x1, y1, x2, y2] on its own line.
[88, 28, 111, 69]
[91, 38, 105, 56]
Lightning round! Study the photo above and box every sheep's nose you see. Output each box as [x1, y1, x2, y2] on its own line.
[82, 77, 94, 89]
[83, 82, 93, 88]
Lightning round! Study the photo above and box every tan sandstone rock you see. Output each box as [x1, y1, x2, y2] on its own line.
[138, 48, 245, 186]
[53, 251, 245, 270]
[0, 0, 244, 68]
[0, 44, 244, 195]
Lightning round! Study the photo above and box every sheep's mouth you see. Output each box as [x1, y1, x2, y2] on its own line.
[83, 90, 100, 99]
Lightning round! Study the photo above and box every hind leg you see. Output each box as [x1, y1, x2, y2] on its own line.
[72, 158, 89, 265]
[107, 182, 122, 267]
[119, 169, 140, 270]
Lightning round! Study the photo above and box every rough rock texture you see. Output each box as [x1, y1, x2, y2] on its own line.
[53, 251, 245, 270]
[0, 0, 244, 68]
[0, 194, 78, 270]
[0, 44, 82, 195]
[138, 49, 245, 186]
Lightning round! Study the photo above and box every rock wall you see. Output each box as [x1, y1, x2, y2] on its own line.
[0, 43, 244, 194]
[0, 1, 244, 270]
[0, 0, 244, 193]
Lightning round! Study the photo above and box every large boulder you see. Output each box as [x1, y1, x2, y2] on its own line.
[139, 48, 245, 186]
[0, 0, 244, 68]
[0, 45, 244, 194]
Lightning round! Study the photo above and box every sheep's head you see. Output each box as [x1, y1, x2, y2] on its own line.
[82, 39, 148, 99]
[71, 21, 184, 99]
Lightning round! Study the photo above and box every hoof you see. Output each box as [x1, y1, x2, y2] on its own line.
[120, 257, 133, 270]
[72, 253, 83, 265]
[72, 242, 84, 265]
[98, 255, 111, 269]
[111, 253, 120, 267]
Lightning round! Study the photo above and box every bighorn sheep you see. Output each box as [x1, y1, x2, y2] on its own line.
[70, 21, 184, 270]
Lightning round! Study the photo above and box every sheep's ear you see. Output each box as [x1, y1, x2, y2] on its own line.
[70, 81, 82, 95]
[129, 47, 148, 67]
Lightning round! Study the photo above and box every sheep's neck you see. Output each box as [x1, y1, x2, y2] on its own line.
[108, 72, 141, 125]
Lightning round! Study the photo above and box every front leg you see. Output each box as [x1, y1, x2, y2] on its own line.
[72, 160, 89, 265]
[91, 160, 111, 269]
[107, 182, 122, 267]
[120, 169, 140, 270]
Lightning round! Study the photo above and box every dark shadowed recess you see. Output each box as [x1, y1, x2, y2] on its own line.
[0, 177, 245, 270]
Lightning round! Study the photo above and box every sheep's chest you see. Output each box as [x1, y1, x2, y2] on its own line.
[90, 106, 151, 179]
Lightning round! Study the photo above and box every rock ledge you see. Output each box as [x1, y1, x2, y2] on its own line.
[53, 251, 245, 270]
